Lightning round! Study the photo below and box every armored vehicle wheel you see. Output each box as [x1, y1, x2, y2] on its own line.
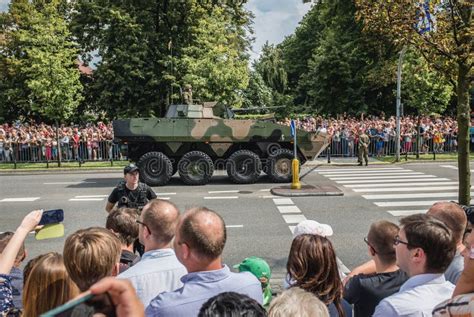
[267, 149, 295, 183]
[178, 151, 214, 185]
[226, 150, 262, 184]
[137, 152, 173, 186]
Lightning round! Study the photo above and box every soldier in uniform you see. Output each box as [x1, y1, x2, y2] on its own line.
[358, 129, 370, 166]
[105, 163, 157, 213]
[182, 84, 193, 105]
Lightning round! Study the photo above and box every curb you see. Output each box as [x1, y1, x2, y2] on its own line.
[0, 158, 461, 175]
[0, 168, 123, 176]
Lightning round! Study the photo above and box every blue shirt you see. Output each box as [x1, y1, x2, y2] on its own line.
[118, 248, 187, 306]
[145, 265, 263, 317]
[373, 273, 454, 317]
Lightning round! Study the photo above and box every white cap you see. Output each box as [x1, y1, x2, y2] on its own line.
[292, 220, 334, 238]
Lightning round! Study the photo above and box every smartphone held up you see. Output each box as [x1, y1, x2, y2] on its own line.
[35, 209, 65, 240]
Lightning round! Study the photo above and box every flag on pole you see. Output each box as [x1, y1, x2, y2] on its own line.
[290, 120, 296, 137]
[416, 0, 436, 34]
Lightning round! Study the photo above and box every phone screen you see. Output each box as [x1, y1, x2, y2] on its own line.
[40, 292, 116, 317]
[39, 209, 64, 226]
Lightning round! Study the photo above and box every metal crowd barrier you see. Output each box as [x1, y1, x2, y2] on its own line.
[0, 141, 125, 163]
[0, 134, 468, 165]
[319, 134, 460, 158]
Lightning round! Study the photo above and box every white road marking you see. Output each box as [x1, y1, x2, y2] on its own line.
[75, 195, 108, 198]
[352, 186, 458, 193]
[330, 175, 434, 181]
[260, 195, 279, 198]
[0, 197, 40, 202]
[259, 189, 271, 192]
[320, 170, 413, 175]
[277, 206, 302, 214]
[323, 172, 423, 178]
[282, 214, 307, 224]
[208, 190, 239, 194]
[441, 165, 458, 170]
[336, 178, 450, 184]
[316, 168, 404, 172]
[374, 200, 440, 207]
[273, 198, 294, 205]
[345, 182, 458, 188]
[69, 198, 105, 201]
[289, 226, 296, 234]
[204, 196, 239, 200]
[387, 210, 428, 216]
[226, 225, 244, 228]
[363, 192, 468, 200]
[155, 192, 176, 195]
[157, 197, 170, 200]
[43, 182, 97, 185]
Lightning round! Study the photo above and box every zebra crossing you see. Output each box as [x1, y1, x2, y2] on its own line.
[317, 167, 468, 217]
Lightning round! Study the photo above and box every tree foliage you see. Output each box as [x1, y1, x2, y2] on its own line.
[0, 0, 82, 122]
[71, 0, 252, 118]
[402, 49, 453, 115]
[276, 0, 399, 116]
[242, 69, 273, 109]
[354, 0, 472, 204]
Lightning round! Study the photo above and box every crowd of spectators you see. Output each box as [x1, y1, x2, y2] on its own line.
[0, 121, 121, 163]
[1, 198, 473, 316]
[280, 114, 474, 156]
[0, 114, 473, 163]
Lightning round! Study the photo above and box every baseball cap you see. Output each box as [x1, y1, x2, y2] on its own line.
[292, 220, 333, 238]
[233, 256, 271, 281]
[124, 163, 139, 174]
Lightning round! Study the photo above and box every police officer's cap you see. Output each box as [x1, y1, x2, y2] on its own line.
[124, 163, 139, 174]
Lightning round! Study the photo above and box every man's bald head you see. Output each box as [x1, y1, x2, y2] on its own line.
[428, 201, 467, 244]
[142, 199, 180, 244]
[179, 207, 226, 260]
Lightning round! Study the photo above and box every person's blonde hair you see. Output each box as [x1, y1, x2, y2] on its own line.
[268, 287, 329, 317]
[22, 252, 79, 317]
[63, 227, 121, 291]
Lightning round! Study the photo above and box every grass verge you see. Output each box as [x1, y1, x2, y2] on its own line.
[0, 160, 129, 170]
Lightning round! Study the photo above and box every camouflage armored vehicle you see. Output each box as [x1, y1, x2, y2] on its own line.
[113, 102, 329, 186]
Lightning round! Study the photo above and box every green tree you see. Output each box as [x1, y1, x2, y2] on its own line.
[283, 0, 398, 115]
[22, 1, 82, 122]
[0, 0, 82, 123]
[0, 0, 35, 121]
[181, 5, 250, 106]
[256, 43, 288, 94]
[354, 0, 472, 204]
[71, 0, 252, 118]
[242, 69, 273, 109]
[403, 50, 453, 115]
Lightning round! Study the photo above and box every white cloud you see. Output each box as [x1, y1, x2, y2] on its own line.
[245, 0, 311, 61]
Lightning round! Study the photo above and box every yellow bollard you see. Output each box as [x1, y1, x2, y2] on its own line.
[291, 158, 301, 189]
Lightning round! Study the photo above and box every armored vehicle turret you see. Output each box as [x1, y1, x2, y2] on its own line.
[113, 103, 329, 186]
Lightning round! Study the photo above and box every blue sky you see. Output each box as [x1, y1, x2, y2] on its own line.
[245, 0, 311, 60]
[0, 0, 310, 61]
[0, 0, 7, 12]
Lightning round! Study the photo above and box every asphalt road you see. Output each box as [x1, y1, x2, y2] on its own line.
[1, 161, 472, 288]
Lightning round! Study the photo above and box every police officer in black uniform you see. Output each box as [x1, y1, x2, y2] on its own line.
[105, 163, 157, 213]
